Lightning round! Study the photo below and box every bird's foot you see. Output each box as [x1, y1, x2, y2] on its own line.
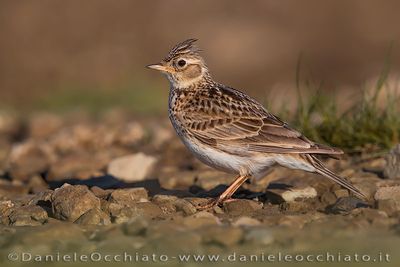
[196, 196, 239, 210]
[196, 198, 219, 211]
[196, 197, 228, 211]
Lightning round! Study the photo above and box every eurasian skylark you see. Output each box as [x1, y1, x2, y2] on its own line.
[147, 39, 365, 209]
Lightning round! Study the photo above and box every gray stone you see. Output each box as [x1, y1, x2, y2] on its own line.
[75, 208, 111, 225]
[0, 180, 29, 198]
[280, 200, 315, 213]
[152, 194, 178, 203]
[281, 186, 317, 202]
[374, 186, 400, 209]
[90, 186, 111, 199]
[351, 208, 389, 225]
[376, 199, 398, 216]
[107, 153, 157, 182]
[183, 211, 221, 229]
[321, 191, 337, 205]
[266, 186, 317, 204]
[334, 189, 349, 198]
[353, 181, 377, 200]
[109, 188, 148, 206]
[174, 198, 197, 216]
[327, 197, 369, 214]
[111, 202, 163, 223]
[151, 194, 177, 214]
[223, 199, 263, 216]
[28, 190, 53, 205]
[384, 144, 400, 179]
[9, 205, 48, 226]
[52, 184, 101, 222]
[27, 175, 49, 193]
[0, 200, 15, 225]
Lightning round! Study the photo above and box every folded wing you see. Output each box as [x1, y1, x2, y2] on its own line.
[180, 85, 342, 156]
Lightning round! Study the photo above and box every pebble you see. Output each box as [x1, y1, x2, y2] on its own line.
[327, 197, 369, 214]
[375, 199, 398, 216]
[223, 199, 263, 216]
[2, 112, 400, 255]
[0, 200, 14, 223]
[75, 208, 111, 225]
[374, 186, 400, 208]
[51, 184, 101, 222]
[9, 205, 48, 226]
[353, 181, 377, 200]
[109, 188, 149, 206]
[384, 144, 400, 179]
[28, 190, 53, 205]
[183, 211, 221, 229]
[107, 153, 157, 182]
[351, 208, 389, 224]
[281, 186, 318, 202]
[112, 202, 163, 224]
[0, 180, 29, 197]
[90, 186, 111, 199]
[280, 200, 314, 213]
[174, 198, 197, 216]
[27, 175, 49, 193]
[334, 189, 349, 198]
[321, 191, 337, 205]
[151, 194, 178, 214]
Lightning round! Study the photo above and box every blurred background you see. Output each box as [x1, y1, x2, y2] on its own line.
[1, 1, 400, 262]
[1, 0, 399, 114]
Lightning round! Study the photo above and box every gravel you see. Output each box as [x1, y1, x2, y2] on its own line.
[0, 112, 399, 259]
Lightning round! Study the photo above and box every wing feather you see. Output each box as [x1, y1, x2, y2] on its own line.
[179, 85, 342, 156]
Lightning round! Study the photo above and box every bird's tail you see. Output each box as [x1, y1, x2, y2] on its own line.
[304, 154, 367, 200]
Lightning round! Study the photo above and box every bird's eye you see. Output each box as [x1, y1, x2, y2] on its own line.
[177, 59, 186, 67]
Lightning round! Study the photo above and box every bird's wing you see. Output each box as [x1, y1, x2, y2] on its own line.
[179, 85, 342, 155]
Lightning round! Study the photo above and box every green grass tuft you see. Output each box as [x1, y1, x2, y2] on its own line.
[291, 45, 399, 153]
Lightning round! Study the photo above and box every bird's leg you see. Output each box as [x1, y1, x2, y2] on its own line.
[197, 174, 249, 210]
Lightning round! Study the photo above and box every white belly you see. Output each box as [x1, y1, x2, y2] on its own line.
[179, 134, 276, 178]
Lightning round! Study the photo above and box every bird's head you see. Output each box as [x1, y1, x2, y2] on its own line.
[147, 39, 210, 89]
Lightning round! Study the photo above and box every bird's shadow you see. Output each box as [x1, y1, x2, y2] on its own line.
[47, 174, 268, 199]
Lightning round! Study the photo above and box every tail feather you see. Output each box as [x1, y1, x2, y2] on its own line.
[304, 154, 367, 200]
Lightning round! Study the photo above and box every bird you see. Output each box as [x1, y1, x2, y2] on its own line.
[147, 38, 365, 209]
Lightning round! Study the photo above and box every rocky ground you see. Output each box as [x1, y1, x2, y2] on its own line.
[1, 110, 400, 266]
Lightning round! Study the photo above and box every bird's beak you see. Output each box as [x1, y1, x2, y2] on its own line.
[146, 63, 169, 72]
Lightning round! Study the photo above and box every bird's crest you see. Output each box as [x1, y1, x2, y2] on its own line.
[164, 38, 201, 61]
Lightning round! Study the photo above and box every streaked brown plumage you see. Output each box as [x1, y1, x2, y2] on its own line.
[147, 38, 365, 209]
